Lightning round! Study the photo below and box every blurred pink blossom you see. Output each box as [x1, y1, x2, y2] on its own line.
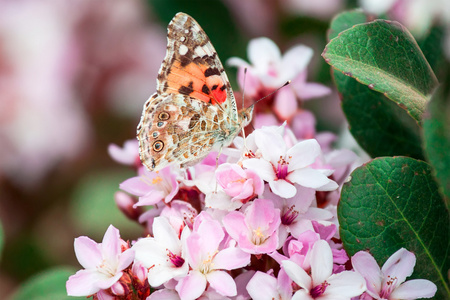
[228, 37, 330, 121]
[0, 0, 166, 186]
[108, 139, 140, 167]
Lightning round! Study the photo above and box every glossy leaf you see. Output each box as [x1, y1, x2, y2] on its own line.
[339, 157, 450, 298]
[418, 25, 446, 75]
[10, 267, 82, 300]
[323, 20, 438, 123]
[335, 71, 424, 159]
[328, 9, 373, 41]
[423, 90, 450, 211]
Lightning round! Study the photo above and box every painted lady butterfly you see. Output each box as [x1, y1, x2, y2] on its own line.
[137, 12, 253, 171]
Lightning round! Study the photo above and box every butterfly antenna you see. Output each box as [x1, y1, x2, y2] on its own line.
[240, 68, 249, 149]
[251, 80, 291, 108]
[242, 68, 248, 110]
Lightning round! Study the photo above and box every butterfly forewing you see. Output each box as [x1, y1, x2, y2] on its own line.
[157, 13, 238, 122]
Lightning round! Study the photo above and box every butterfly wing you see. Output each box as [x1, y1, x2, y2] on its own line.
[137, 93, 230, 171]
[157, 12, 238, 122]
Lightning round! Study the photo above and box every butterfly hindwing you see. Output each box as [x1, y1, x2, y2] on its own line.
[157, 13, 238, 122]
[137, 93, 229, 171]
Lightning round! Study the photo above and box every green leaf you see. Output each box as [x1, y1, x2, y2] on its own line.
[336, 71, 424, 159]
[70, 170, 141, 240]
[323, 20, 438, 123]
[339, 157, 450, 299]
[328, 9, 373, 41]
[10, 267, 83, 300]
[418, 25, 446, 75]
[423, 89, 450, 211]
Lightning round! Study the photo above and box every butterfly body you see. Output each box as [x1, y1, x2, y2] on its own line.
[137, 13, 252, 171]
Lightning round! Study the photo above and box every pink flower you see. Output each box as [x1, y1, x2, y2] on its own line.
[246, 270, 293, 300]
[267, 186, 333, 242]
[160, 200, 198, 233]
[223, 198, 281, 254]
[66, 225, 134, 297]
[176, 215, 251, 299]
[133, 216, 189, 287]
[243, 128, 338, 198]
[108, 140, 140, 167]
[270, 230, 320, 271]
[228, 37, 330, 120]
[120, 166, 179, 207]
[216, 163, 264, 203]
[228, 37, 313, 89]
[351, 248, 437, 299]
[282, 240, 366, 299]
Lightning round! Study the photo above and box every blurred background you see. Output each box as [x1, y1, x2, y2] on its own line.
[0, 0, 449, 298]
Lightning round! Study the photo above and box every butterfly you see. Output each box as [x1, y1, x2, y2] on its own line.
[137, 12, 253, 172]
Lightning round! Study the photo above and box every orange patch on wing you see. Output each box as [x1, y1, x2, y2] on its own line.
[206, 75, 227, 104]
[165, 61, 227, 105]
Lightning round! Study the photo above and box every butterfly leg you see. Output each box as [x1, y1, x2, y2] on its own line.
[213, 147, 224, 193]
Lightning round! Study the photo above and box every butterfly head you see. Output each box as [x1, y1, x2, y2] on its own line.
[238, 105, 253, 129]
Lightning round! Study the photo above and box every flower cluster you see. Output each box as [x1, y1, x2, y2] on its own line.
[66, 38, 437, 300]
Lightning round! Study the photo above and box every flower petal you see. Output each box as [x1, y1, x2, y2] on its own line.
[242, 158, 276, 182]
[74, 236, 102, 269]
[351, 251, 382, 295]
[119, 176, 150, 196]
[288, 168, 337, 190]
[281, 45, 313, 82]
[269, 179, 297, 198]
[254, 129, 286, 165]
[153, 216, 181, 251]
[214, 247, 251, 270]
[310, 240, 333, 285]
[66, 269, 105, 296]
[381, 248, 415, 286]
[274, 87, 298, 120]
[117, 248, 134, 271]
[207, 270, 237, 297]
[390, 279, 437, 299]
[322, 271, 366, 298]
[287, 139, 320, 170]
[293, 82, 331, 100]
[246, 271, 278, 300]
[101, 225, 121, 262]
[247, 37, 281, 72]
[282, 260, 311, 290]
[176, 270, 207, 300]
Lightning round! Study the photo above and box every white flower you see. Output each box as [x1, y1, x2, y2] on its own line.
[282, 240, 366, 299]
[243, 127, 338, 198]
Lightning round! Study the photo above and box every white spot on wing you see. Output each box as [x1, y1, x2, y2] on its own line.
[180, 36, 186, 42]
[194, 46, 205, 57]
[179, 44, 188, 55]
[184, 29, 189, 34]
